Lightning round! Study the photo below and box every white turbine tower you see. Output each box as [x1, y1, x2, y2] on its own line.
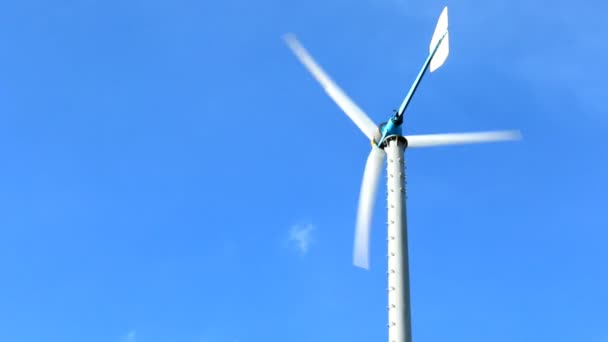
[284, 6, 521, 342]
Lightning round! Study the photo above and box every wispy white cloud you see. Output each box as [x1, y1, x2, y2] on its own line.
[122, 330, 136, 342]
[288, 224, 315, 254]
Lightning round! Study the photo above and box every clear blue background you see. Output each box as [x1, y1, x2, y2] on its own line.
[0, 0, 606, 341]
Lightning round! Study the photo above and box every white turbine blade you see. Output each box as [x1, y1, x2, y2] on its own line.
[430, 32, 449, 72]
[429, 6, 448, 53]
[353, 145, 386, 270]
[406, 130, 522, 148]
[283, 33, 378, 141]
[429, 6, 449, 72]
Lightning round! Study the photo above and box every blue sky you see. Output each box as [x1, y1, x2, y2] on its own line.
[0, 0, 607, 341]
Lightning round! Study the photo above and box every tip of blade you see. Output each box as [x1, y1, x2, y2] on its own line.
[353, 261, 370, 270]
[353, 253, 370, 270]
[498, 130, 524, 141]
[511, 130, 524, 140]
[282, 33, 299, 46]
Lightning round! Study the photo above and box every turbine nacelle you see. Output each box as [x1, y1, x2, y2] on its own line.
[373, 114, 406, 149]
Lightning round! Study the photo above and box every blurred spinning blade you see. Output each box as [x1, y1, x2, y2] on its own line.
[407, 130, 522, 148]
[284, 34, 378, 141]
[353, 145, 386, 269]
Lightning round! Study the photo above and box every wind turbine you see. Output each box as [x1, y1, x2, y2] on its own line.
[284, 6, 521, 342]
